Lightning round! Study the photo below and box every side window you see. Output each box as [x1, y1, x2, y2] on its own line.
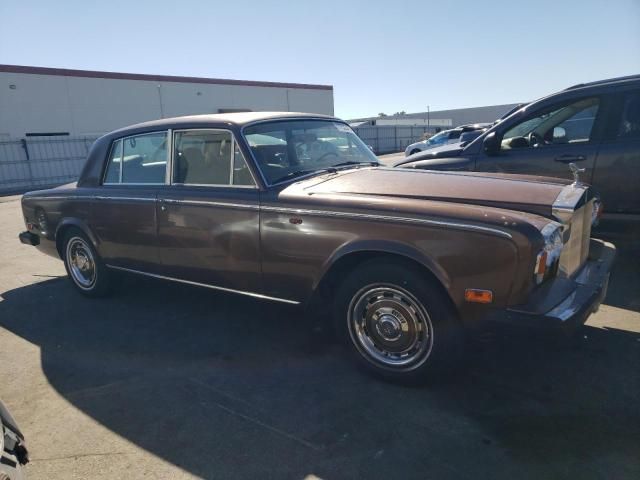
[617, 91, 640, 140]
[104, 139, 122, 184]
[501, 97, 600, 150]
[173, 130, 255, 187]
[121, 132, 168, 184]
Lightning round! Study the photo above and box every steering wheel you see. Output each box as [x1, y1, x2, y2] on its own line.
[528, 131, 544, 147]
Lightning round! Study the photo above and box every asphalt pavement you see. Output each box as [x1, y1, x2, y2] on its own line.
[0, 195, 639, 480]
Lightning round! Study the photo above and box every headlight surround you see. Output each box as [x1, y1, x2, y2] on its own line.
[534, 222, 564, 285]
[592, 198, 603, 227]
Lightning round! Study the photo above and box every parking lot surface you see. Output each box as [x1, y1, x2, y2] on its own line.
[1, 194, 639, 479]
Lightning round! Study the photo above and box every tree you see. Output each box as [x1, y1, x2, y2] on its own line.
[378, 112, 387, 117]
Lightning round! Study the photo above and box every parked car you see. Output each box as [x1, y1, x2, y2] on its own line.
[19, 112, 614, 382]
[404, 124, 490, 156]
[396, 75, 640, 215]
[1, 399, 29, 480]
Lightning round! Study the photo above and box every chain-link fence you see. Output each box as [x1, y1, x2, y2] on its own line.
[352, 126, 435, 155]
[0, 126, 435, 194]
[0, 136, 99, 194]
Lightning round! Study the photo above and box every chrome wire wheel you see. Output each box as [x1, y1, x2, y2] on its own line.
[66, 236, 97, 290]
[347, 285, 434, 371]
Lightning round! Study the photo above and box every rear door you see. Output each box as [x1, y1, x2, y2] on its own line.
[590, 88, 640, 214]
[475, 96, 604, 182]
[91, 131, 168, 272]
[156, 129, 262, 293]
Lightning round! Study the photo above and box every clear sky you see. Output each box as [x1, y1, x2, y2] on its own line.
[1, 0, 639, 119]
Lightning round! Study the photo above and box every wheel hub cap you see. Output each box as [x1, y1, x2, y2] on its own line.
[348, 285, 434, 370]
[374, 311, 403, 341]
[67, 238, 96, 289]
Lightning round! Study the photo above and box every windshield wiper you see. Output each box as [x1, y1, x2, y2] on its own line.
[331, 160, 379, 169]
[271, 169, 318, 184]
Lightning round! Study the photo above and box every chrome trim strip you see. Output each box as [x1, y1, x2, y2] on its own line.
[163, 198, 259, 209]
[105, 265, 300, 305]
[94, 196, 156, 202]
[165, 129, 173, 185]
[26, 195, 511, 238]
[170, 183, 257, 189]
[261, 205, 513, 238]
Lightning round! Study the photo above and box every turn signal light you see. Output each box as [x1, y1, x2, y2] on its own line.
[464, 289, 493, 304]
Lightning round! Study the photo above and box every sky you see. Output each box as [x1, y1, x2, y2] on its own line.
[1, 0, 639, 119]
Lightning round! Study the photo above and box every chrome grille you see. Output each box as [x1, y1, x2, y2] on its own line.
[559, 199, 593, 277]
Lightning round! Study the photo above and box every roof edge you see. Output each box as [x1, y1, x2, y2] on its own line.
[0, 64, 333, 91]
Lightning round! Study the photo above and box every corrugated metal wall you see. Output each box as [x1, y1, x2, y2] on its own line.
[353, 126, 431, 154]
[0, 136, 98, 193]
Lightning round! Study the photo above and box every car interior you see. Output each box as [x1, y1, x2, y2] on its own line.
[501, 98, 599, 149]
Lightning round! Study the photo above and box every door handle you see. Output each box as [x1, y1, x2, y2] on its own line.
[159, 199, 167, 212]
[554, 154, 586, 163]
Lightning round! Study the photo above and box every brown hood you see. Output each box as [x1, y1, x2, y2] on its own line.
[298, 167, 568, 217]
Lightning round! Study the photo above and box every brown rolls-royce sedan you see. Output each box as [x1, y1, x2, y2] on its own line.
[19, 112, 615, 382]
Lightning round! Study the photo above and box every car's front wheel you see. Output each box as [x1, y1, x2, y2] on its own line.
[409, 148, 421, 155]
[334, 259, 462, 383]
[62, 228, 111, 297]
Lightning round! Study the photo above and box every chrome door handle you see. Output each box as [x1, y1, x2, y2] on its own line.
[554, 154, 586, 163]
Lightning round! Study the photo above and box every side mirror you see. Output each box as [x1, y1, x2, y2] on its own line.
[483, 131, 500, 155]
[553, 126, 566, 140]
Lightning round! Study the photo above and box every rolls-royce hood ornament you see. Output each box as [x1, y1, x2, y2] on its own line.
[569, 162, 585, 186]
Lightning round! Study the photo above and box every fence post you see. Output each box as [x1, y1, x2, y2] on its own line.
[20, 138, 34, 183]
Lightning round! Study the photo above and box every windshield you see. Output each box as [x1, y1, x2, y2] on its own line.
[425, 131, 449, 145]
[244, 120, 379, 184]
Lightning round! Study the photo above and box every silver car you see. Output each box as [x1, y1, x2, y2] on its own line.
[404, 124, 490, 156]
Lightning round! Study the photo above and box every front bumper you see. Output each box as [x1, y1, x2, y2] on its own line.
[492, 238, 615, 334]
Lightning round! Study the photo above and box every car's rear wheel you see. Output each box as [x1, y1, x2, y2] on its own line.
[62, 228, 111, 297]
[334, 259, 462, 383]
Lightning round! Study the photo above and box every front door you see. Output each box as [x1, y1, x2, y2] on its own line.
[156, 129, 262, 293]
[475, 96, 604, 183]
[591, 89, 640, 214]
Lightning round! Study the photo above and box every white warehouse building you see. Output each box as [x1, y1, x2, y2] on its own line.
[0, 64, 335, 138]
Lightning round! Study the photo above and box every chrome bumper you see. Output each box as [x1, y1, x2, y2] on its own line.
[493, 238, 615, 333]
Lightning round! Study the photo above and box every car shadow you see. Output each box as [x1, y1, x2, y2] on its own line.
[0, 272, 638, 479]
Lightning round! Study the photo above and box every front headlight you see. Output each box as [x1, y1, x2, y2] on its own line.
[592, 198, 602, 227]
[534, 222, 564, 285]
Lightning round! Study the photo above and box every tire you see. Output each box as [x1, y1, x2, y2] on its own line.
[409, 149, 421, 155]
[333, 259, 463, 384]
[62, 228, 111, 297]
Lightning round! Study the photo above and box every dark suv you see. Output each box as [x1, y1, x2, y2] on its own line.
[396, 75, 640, 215]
